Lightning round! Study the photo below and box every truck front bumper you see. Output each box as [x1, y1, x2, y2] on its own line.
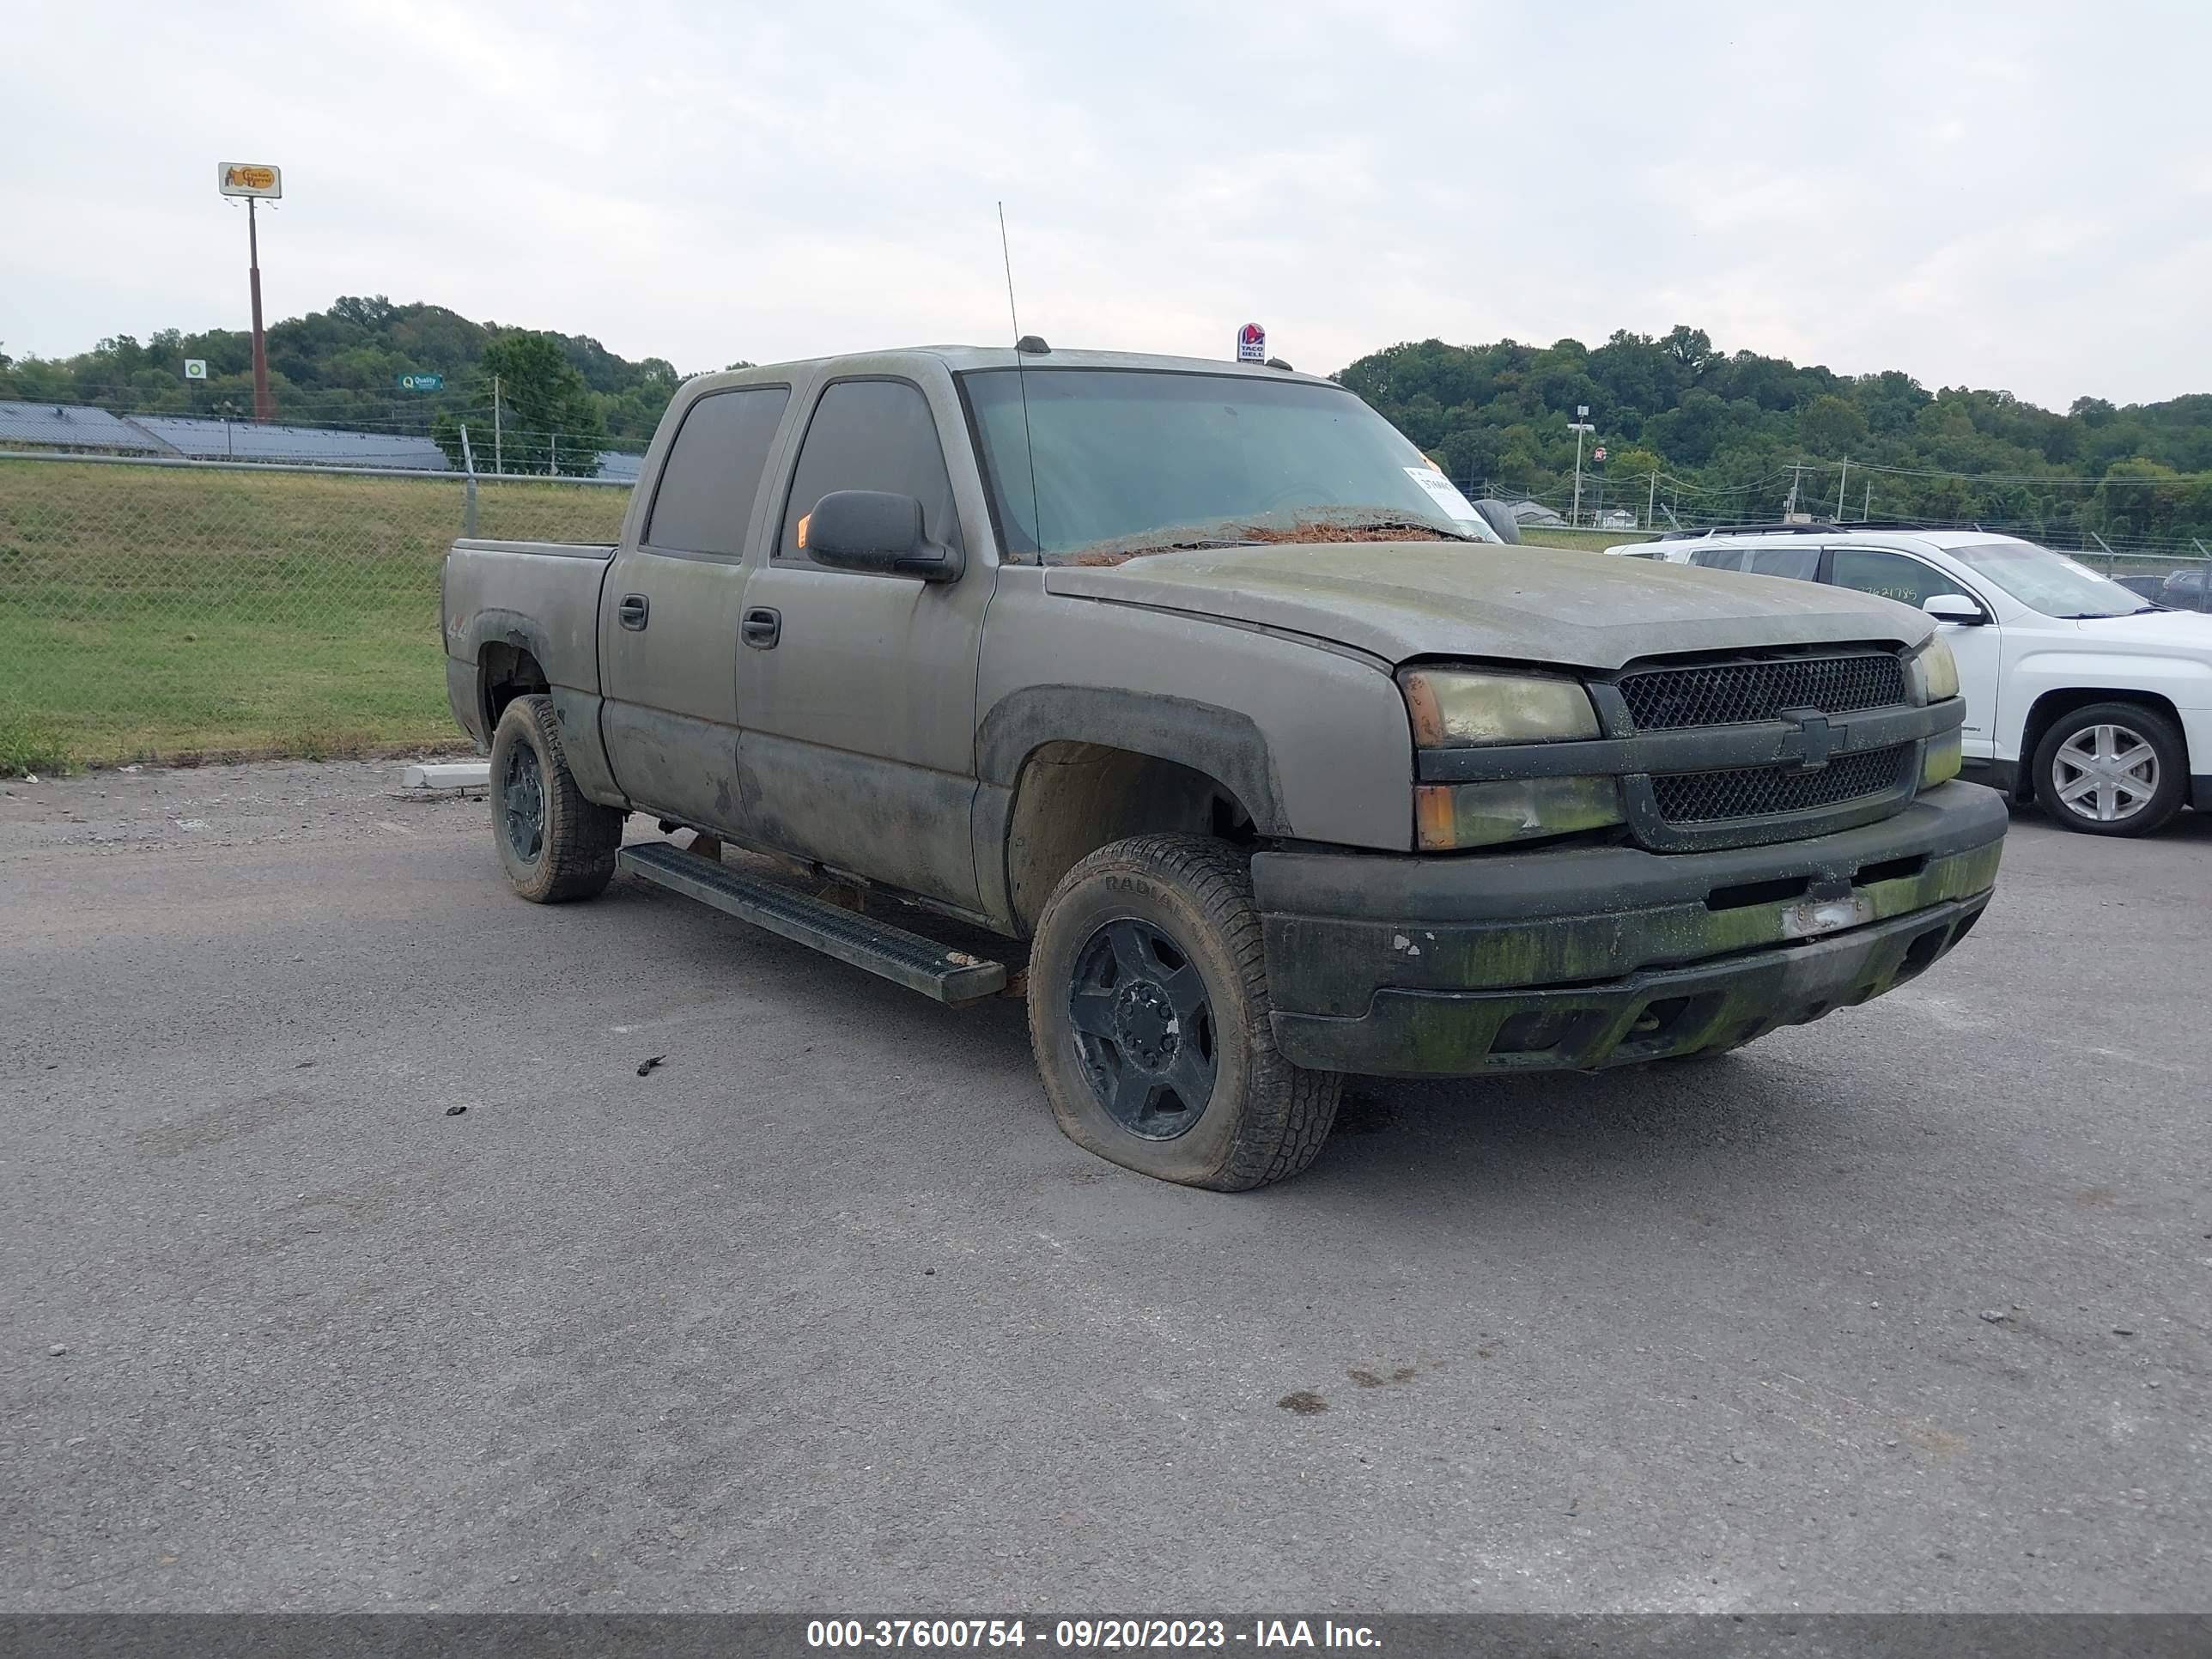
[1251, 781, 2008, 1076]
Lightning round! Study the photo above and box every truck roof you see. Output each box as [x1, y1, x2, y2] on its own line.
[708, 344, 1338, 388]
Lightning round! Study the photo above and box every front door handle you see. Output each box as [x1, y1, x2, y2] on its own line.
[741, 606, 781, 649]
[617, 593, 650, 631]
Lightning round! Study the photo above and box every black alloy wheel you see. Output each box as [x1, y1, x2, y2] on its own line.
[1066, 917, 1218, 1140]
[501, 739, 546, 864]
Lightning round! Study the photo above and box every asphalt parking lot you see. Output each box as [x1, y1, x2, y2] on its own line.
[3, 761, 2207, 1613]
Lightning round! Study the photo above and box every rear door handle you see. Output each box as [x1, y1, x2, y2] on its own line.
[741, 606, 781, 649]
[617, 593, 650, 631]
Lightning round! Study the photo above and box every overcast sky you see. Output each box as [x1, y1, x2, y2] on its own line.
[5, 0, 2208, 410]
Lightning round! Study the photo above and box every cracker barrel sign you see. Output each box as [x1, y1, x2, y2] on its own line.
[217, 163, 283, 199]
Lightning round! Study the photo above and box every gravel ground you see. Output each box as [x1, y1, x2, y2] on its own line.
[3, 761, 2207, 1612]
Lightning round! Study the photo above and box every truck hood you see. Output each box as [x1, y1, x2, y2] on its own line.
[1042, 542, 1932, 671]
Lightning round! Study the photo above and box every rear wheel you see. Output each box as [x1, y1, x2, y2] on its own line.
[489, 694, 624, 901]
[2031, 702, 2186, 836]
[1026, 834, 1342, 1190]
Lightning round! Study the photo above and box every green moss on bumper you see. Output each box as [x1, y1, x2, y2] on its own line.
[1273, 895, 1990, 1075]
[1255, 781, 2007, 1076]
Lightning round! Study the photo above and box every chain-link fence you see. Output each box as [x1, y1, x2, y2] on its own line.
[6, 447, 2209, 777]
[0, 452, 629, 774]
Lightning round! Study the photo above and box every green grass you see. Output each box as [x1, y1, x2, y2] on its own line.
[0, 714, 72, 777]
[0, 459, 629, 770]
[1516, 525, 1658, 551]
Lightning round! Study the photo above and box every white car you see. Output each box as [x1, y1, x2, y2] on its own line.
[1634, 526, 2212, 836]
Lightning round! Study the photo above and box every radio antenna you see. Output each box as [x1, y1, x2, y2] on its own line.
[998, 201, 1043, 556]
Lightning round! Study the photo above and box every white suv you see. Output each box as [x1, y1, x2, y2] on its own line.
[1632, 527, 2212, 836]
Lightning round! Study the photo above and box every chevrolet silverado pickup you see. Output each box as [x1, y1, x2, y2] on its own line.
[441, 345, 2006, 1189]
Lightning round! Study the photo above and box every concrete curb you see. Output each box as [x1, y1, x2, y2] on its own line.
[400, 761, 491, 796]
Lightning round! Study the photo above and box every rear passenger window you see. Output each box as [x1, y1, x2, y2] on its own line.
[780, 380, 961, 562]
[1745, 546, 1819, 580]
[1828, 549, 1957, 608]
[645, 386, 791, 556]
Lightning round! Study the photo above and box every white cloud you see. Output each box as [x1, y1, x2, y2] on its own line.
[3, 0, 2207, 408]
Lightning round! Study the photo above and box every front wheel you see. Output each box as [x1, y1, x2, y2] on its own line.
[2031, 702, 2187, 837]
[1026, 834, 1342, 1190]
[489, 694, 625, 901]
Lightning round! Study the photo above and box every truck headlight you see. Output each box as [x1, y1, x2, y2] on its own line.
[1401, 670, 1618, 848]
[1911, 635, 1960, 703]
[1415, 777, 1623, 851]
[1401, 669, 1601, 746]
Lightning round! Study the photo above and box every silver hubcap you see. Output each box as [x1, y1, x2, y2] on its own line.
[2052, 723, 2159, 823]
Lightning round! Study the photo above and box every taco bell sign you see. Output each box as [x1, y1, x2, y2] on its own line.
[1236, 323, 1266, 362]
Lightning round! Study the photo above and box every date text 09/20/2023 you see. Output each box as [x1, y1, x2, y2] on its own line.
[805, 1620, 1381, 1650]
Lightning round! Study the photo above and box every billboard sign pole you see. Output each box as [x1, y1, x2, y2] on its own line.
[218, 164, 283, 422]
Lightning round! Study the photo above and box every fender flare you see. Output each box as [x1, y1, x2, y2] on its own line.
[975, 684, 1290, 836]
[459, 608, 557, 674]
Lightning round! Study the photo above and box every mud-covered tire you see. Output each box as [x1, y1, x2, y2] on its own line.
[2030, 701, 2187, 837]
[488, 695, 623, 902]
[1026, 833, 1343, 1190]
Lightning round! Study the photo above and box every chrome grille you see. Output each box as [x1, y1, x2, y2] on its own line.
[1650, 744, 1911, 824]
[1620, 653, 1906, 731]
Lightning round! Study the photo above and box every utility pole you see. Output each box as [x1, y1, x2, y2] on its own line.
[1568, 405, 1595, 527]
[493, 373, 502, 477]
[1647, 470, 1657, 530]
[1863, 480, 1872, 522]
[459, 425, 478, 537]
[1837, 456, 1850, 523]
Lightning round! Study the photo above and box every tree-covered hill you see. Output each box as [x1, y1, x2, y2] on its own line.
[0, 295, 701, 453]
[9, 303, 2211, 543]
[1337, 330, 2212, 544]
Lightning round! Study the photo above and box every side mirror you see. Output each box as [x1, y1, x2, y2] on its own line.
[1923, 592, 1988, 626]
[804, 490, 961, 582]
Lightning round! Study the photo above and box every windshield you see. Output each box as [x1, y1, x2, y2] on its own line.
[1947, 540, 2156, 618]
[961, 368, 1500, 562]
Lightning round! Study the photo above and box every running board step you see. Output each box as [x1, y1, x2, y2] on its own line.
[617, 842, 1008, 1006]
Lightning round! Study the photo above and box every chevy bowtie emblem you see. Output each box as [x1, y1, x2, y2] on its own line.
[1779, 708, 1836, 771]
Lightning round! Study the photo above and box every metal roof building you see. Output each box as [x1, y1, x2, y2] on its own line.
[125, 416, 450, 470]
[3, 401, 643, 482]
[0, 402, 167, 453]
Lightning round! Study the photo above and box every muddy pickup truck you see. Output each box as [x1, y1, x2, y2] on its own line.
[441, 344, 2005, 1189]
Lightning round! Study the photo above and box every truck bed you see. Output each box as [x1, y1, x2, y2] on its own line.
[443, 538, 617, 698]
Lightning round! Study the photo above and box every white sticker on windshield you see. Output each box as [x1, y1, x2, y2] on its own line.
[1404, 465, 1484, 523]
